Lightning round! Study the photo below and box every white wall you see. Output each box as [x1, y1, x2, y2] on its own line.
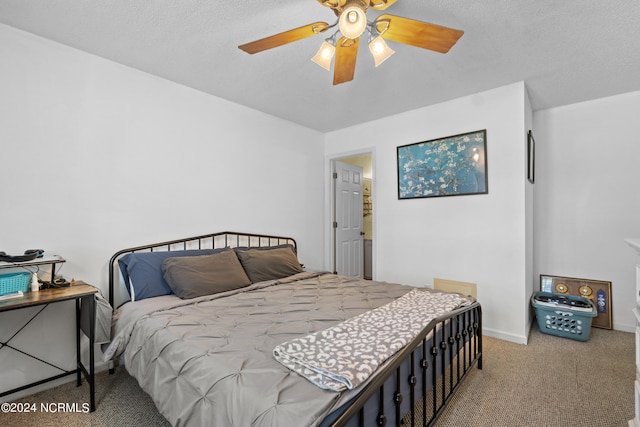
[0, 24, 324, 399]
[534, 90, 640, 331]
[325, 83, 532, 343]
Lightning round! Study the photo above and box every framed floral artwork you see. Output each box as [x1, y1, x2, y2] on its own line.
[397, 130, 488, 199]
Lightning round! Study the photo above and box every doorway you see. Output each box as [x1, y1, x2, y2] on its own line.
[331, 153, 373, 279]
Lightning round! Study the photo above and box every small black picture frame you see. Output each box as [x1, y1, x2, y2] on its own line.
[527, 130, 535, 184]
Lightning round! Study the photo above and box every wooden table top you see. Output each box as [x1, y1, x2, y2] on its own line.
[0, 281, 97, 312]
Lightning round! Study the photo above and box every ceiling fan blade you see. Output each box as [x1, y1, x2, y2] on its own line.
[238, 22, 330, 54]
[369, 0, 398, 11]
[375, 14, 463, 53]
[333, 37, 359, 85]
[317, 0, 347, 10]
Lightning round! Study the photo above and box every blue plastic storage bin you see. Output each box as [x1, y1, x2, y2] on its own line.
[0, 271, 31, 296]
[531, 291, 597, 342]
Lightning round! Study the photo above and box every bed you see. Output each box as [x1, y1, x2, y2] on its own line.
[104, 231, 482, 427]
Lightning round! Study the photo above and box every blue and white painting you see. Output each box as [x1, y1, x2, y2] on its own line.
[397, 130, 488, 199]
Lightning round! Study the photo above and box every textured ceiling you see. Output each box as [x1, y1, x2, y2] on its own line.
[1, 0, 639, 132]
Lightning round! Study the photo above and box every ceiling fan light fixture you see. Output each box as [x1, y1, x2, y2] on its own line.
[311, 41, 336, 71]
[369, 35, 395, 67]
[339, 4, 367, 39]
[239, 1, 465, 85]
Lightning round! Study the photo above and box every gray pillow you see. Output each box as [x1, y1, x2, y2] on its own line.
[235, 246, 303, 283]
[234, 243, 297, 254]
[118, 247, 227, 301]
[162, 248, 251, 299]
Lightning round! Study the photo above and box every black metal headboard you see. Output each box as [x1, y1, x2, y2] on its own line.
[108, 231, 297, 308]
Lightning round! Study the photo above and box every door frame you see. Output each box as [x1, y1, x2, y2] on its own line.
[325, 148, 376, 278]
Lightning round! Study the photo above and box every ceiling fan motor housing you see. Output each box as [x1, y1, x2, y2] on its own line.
[338, 0, 369, 39]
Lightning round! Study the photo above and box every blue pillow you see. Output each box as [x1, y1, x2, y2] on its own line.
[118, 248, 227, 301]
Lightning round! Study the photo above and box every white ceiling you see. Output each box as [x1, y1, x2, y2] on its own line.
[1, 0, 639, 132]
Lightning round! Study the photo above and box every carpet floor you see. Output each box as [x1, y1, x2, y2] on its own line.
[434, 325, 634, 427]
[2, 324, 634, 426]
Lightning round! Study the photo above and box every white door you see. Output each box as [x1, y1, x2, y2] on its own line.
[334, 161, 364, 277]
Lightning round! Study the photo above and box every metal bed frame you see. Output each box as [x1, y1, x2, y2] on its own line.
[107, 231, 482, 427]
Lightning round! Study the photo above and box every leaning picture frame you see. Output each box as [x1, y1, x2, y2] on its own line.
[397, 130, 488, 199]
[539, 274, 613, 329]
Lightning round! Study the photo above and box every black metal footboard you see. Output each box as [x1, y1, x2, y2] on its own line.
[328, 301, 482, 427]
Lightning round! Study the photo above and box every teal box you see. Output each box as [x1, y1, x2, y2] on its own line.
[0, 271, 31, 296]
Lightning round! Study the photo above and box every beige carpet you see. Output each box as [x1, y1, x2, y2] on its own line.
[2, 325, 634, 426]
[434, 325, 634, 427]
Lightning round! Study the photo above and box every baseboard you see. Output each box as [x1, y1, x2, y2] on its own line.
[1, 360, 109, 403]
[614, 322, 635, 333]
[483, 327, 529, 345]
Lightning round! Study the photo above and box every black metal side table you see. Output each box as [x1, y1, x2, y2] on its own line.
[0, 282, 98, 412]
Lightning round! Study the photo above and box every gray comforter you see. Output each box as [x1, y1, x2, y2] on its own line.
[104, 272, 460, 427]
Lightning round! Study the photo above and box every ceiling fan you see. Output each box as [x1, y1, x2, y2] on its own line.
[238, 0, 464, 85]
